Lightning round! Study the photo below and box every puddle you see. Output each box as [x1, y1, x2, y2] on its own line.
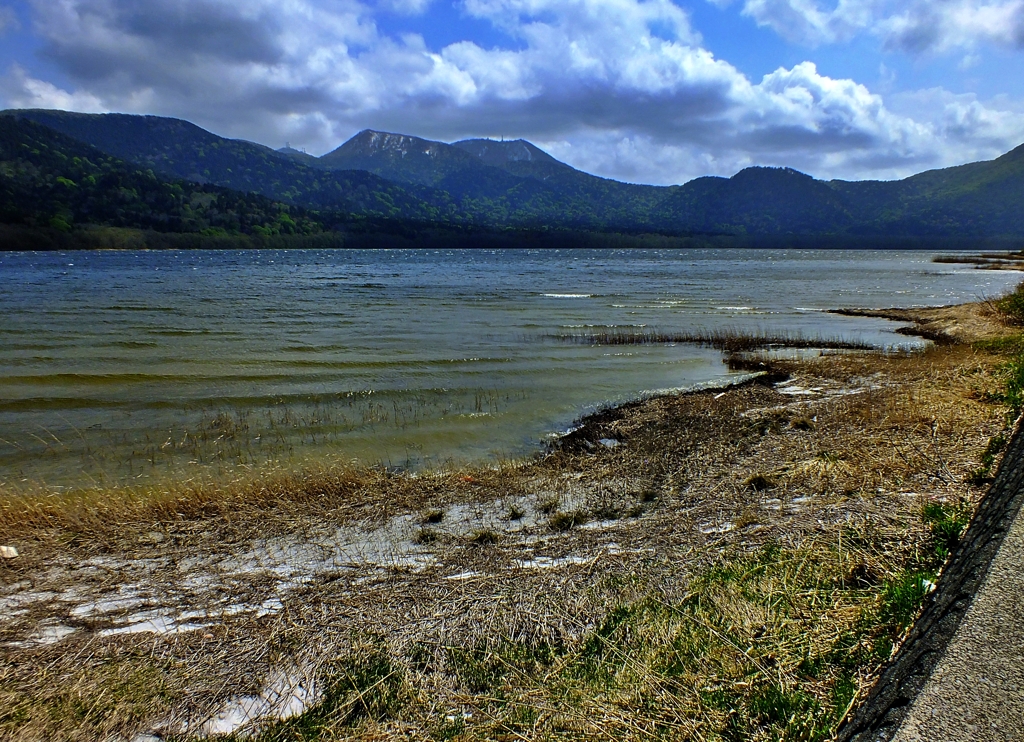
[778, 386, 818, 396]
[70, 595, 145, 618]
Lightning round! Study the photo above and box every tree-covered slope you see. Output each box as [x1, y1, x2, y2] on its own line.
[3, 108, 1023, 238]
[319, 129, 671, 229]
[4, 112, 669, 230]
[831, 143, 1024, 235]
[2, 110, 460, 223]
[320, 130, 507, 188]
[452, 138, 571, 180]
[657, 167, 855, 235]
[0, 116, 325, 236]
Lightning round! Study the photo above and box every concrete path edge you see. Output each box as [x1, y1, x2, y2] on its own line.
[837, 415, 1024, 742]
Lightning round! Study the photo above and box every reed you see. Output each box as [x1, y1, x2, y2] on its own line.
[933, 253, 1024, 269]
[553, 327, 875, 351]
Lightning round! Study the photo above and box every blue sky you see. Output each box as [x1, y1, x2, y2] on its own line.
[1, 0, 1023, 184]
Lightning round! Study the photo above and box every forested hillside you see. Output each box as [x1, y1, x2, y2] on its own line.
[2, 108, 1023, 240]
[0, 117, 325, 237]
[3, 110, 461, 223]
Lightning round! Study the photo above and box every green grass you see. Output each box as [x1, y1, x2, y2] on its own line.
[921, 498, 973, 562]
[1001, 356, 1024, 420]
[996, 281, 1024, 326]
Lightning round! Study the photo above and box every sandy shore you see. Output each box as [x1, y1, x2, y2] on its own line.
[0, 298, 1017, 741]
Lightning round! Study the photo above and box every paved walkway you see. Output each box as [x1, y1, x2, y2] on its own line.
[893, 499, 1024, 741]
[840, 419, 1024, 742]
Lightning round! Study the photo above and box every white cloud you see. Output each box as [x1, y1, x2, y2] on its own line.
[2, 0, 1022, 184]
[879, 1, 1024, 54]
[890, 88, 1024, 148]
[0, 65, 108, 113]
[740, 0, 877, 45]
[377, 0, 434, 14]
[729, 0, 1024, 53]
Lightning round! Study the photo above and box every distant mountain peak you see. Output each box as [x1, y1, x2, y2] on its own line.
[345, 129, 448, 159]
[453, 138, 563, 168]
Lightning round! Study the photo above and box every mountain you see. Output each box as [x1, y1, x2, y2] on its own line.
[830, 143, 1024, 236]
[659, 167, 856, 235]
[2, 107, 1023, 239]
[453, 138, 580, 184]
[0, 116, 325, 238]
[320, 129, 672, 225]
[319, 130, 500, 188]
[2, 109, 461, 223]
[275, 145, 320, 167]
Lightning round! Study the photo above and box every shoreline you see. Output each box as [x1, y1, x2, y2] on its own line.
[0, 296, 1019, 741]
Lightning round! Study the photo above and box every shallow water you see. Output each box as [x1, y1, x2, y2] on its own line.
[0, 248, 1017, 490]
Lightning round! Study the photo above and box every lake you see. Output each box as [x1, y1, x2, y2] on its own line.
[0, 248, 1017, 491]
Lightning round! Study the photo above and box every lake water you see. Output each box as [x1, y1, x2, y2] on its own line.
[0, 248, 1018, 491]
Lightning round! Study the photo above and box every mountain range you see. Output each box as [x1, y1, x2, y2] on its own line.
[2, 107, 1023, 247]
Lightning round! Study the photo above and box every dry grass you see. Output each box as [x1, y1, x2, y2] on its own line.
[0, 304, 1019, 741]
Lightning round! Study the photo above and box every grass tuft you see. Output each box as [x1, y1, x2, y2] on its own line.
[548, 509, 589, 531]
[422, 509, 445, 525]
[414, 528, 439, 545]
[467, 529, 500, 546]
[996, 280, 1024, 326]
[921, 498, 972, 562]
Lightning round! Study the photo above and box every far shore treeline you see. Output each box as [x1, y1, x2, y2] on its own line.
[3, 223, 1022, 253]
[2, 110, 1024, 251]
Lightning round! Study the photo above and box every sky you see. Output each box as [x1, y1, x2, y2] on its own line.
[0, 1, 1023, 185]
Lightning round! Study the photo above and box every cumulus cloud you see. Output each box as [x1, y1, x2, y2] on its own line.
[879, 0, 1024, 54]
[0, 64, 108, 113]
[1, 0, 1022, 184]
[729, 0, 1024, 53]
